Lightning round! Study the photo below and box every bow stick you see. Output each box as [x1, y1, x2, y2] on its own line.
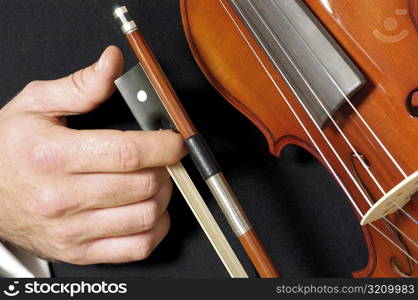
[113, 30, 246, 278]
[113, 4, 278, 278]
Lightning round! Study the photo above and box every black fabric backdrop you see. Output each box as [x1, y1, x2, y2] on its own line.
[0, 0, 367, 277]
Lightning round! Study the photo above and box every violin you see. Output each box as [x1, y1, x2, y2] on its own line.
[180, 0, 418, 277]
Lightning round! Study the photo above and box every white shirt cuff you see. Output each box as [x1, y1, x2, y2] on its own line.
[0, 242, 51, 278]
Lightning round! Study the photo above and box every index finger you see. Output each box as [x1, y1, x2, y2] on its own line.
[49, 128, 187, 173]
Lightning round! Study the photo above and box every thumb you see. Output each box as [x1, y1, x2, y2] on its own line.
[13, 46, 124, 116]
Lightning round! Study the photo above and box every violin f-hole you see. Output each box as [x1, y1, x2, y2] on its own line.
[406, 88, 418, 117]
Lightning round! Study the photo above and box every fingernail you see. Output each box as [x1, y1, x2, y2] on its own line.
[94, 50, 107, 72]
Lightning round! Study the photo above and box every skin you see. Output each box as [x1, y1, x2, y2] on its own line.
[0, 46, 186, 265]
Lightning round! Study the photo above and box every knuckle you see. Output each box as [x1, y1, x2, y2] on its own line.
[46, 224, 72, 246]
[68, 70, 88, 99]
[49, 223, 79, 246]
[141, 201, 160, 230]
[28, 142, 62, 172]
[132, 237, 154, 261]
[59, 246, 88, 265]
[17, 81, 43, 106]
[34, 187, 71, 217]
[50, 228, 87, 264]
[167, 132, 187, 162]
[23, 80, 42, 94]
[142, 171, 159, 198]
[117, 136, 141, 171]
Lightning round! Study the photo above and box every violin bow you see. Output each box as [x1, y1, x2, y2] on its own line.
[112, 4, 279, 278]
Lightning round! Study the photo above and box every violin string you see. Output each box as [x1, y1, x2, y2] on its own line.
[242, 0, 418, 242]
[251, 0, 417, 224]
[267, 0, 414, 222]
[230, 0, 418, 260]
[230, 0, 418, 257]
[384, 217, 418, 248]
[369, 222, 417, 264]
[238, 0, 418, 233]
[249, 2, 386, 196]
[268, 5, 407, 181]
[222, 0, 417, 261]
[244, 0, 418, 246]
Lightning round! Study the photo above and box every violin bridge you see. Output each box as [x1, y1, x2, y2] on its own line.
[361, 171, 418, 225]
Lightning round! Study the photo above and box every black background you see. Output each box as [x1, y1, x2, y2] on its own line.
[0, 0, 367, 277]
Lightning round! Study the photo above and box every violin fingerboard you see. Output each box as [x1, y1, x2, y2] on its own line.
[229, 0, 366, 128]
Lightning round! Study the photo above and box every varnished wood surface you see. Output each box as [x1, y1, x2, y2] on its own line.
[126, 30, 197, 139]
[239, 229, 279, 278]
[181, 0, 418, 277]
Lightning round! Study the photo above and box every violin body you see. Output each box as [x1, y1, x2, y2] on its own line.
[181, 0, 418, 277]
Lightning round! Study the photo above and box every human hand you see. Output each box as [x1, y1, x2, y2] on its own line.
[0, 46, 186, 264]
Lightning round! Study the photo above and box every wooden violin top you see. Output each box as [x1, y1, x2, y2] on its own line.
[181, 0, 418, 277]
